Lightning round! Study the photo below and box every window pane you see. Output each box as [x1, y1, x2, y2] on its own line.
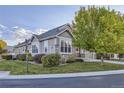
[32, 45, 38, 53]
[68, 45, 71, 52]
[61, 40, 65, 52]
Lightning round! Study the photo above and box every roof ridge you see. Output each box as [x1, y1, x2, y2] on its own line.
[38, 23, 69, 36]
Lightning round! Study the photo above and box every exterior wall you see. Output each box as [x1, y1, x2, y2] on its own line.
[39, 41, 44, 53]
[58, 31, 72, 38]
[48, 38, 56, 53]
[57, 30, 73, 59]
[40, 38, 56, 54]
[14, 46, 26, 54]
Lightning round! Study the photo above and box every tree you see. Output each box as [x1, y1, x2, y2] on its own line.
[0, 40, 7, 59]
[95, 9, 124, 62]
[0, 40, 6, 53]
[72, 6, 110, 56]
[72, 6, 124, 61]
[0, 40, 6, 49]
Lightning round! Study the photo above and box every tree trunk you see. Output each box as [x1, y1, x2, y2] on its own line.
[78, 47, 81, 57]
[92, 52, 94, 59]
[101, 54, 104, 65]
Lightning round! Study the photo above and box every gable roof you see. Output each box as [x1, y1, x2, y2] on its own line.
[36, 23, 71, 40]
[14, 23, 72, 48]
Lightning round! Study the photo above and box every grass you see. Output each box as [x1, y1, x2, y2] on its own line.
[1, 60, 124, 75]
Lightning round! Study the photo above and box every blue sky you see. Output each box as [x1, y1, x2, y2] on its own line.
[0, 5, 123, 46]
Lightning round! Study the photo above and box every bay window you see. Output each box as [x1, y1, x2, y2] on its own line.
[60, 40, 71, 53]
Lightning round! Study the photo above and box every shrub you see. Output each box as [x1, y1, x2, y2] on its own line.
[17, 54, 26, 61]
[66, 54, 76, 63]
[41, 54, 61, 67]
[28, 54, 33, 61]
[1, 54, 12, 60]
[17, 54, 33, 61]
[33, 54, 45, 63]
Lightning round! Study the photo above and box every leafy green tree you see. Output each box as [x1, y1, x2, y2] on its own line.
[72, 6, 124, 61]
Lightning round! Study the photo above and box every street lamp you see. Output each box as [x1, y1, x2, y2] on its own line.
[25, 39, 29, 74]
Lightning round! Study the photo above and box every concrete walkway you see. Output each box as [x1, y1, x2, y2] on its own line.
[0, 71, 10, 78]
[1, 70, 124, 79]
[84, 59, 124, 65]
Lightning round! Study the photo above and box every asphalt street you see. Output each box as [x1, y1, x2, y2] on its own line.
[1, 74, 124, 88]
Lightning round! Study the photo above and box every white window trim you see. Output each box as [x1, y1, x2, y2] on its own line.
[59, 37, 72, 54]
[32, 45, 38, 54]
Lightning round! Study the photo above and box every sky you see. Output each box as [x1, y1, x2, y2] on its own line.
[0, 5, 124, 46]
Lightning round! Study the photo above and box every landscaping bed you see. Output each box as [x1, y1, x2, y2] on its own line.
[1, 60, 124, 75]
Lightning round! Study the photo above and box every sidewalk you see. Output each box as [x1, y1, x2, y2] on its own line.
[0, 71, 10, 78]
[1, 70, 124, 79]
[84, 59, 124, 65]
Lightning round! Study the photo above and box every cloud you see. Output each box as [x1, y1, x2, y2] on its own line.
[0, 24, 48, 46]
[12, 26, 19, 29]
[0, 31, 2, 38]
[13, 27, 48, 44]
[0, 24, 7, 29]
[35, 28, 47, 35]
[14, 28, 33, 43]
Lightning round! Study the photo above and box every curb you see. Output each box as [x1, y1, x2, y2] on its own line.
[1, 70, 124, 79]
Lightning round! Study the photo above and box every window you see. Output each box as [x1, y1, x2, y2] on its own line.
[68, 43, 71, 53]
[61, 40, 64, 52]
[44, 40, 48, 53]
[23, 46, 25, 51]
[45, 47, 47, 53]
[60, 40, 71, 53]
[65, 42, 67, 52]
[32, 45, 38, 53]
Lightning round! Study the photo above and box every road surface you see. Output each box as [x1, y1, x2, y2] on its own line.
[0, 74, 124, 88]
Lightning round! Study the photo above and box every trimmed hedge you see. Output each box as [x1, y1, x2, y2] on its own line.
[17, 54, 33, 61]
[1, 54, 12, 60]
[33, 54, 45, 63]
[41, 54, 61, 67]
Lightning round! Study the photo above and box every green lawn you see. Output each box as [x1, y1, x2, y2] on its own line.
[0, 60, 124, 75]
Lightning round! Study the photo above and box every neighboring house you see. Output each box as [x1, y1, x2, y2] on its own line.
[13, 24, 119, 60]
[6, 46, 14, 53]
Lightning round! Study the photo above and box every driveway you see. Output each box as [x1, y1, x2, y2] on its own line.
[1, 74, 124, 88]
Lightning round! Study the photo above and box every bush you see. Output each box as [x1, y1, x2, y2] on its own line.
[17, 54, 26, 61]
[41, 54, 61, 67]
[28, 54, 33, 61]
[66, 54, 76, 63]
[1, 54, 12, 60]
[33, 54, 45, 63]
[17, 54, 33, 61]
